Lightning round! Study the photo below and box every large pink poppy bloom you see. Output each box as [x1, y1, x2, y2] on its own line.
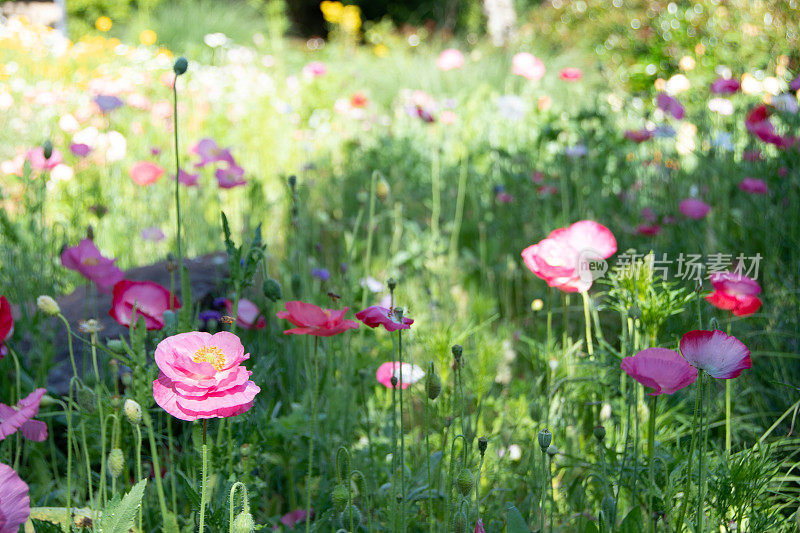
[355, 306, 413, 332]
[26, 146, 63, 171]
[559, 67, 582, 81]
[710, 77, 741, 94]
[192, 138, 236, 168]
[656, 93, 685, 120]
[679, 198, 710, 219]
[61, 238, 125, 293]
[679, 329, 751, 379]
[152, 331, 260, 421]
[621, 348, 697, 395]
[0, 296, 13, 359]
[0, 388, 47, 442]
[511, 53, 545, 81]
[375, 361, 425, 390]
[738, 177, 768, 195]
[276, 301, 359, 337]
[129, 161, 165, 186]
[109, 280, 181, 330]
[0, 462, 30, 533]
[705, 272, 762, 317]
[225, 298, 266, 330]
[521, 220, 617, 293]
[437, 49, 465, 71]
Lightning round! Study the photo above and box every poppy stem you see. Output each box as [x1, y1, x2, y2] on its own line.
[143, 411, 170, 530]
[726, 314, 732, 456]
[676, 371, 703, 530]
[172, 74, 184, 302]
[540, 443, 547, 533]
[425, 382, 433, 532]
[398, 329, 406, 532]
[698, 372, 709, 531]
[581, 291, 593, 357]
[134, 423, 143, 530]
[648, 394, 657, 533]
[199, 420, 208, 533]
[305, 336, 319, 533]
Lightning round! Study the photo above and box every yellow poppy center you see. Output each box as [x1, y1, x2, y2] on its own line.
[193, 345, 226, 371]
[82, 257, 100, 266]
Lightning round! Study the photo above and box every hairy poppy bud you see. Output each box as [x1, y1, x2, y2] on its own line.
[451, 344, 463, 360]
[478, 436, 488, 455]
[124, 399, 142, 425]
[263, 278, 283, 301]
[76, 386, 96, 413]
[338, 505, 361, 529]
[451, 510, 467, 533]
[455, 468, 474, 497]
[42, 140, 53, 160]
[546, 444, 558, 457]
[37, 295, 60, 316]
[331, 484, 349, 512]
[538, 429, 552, 451]
[594, 425, 606, 442]
[425, 365, 441, 400]
[232, 511, 255, 533]
[107, 339, 126, 353]
[107, 448, 124, 478]
[173, 57, 188, 75]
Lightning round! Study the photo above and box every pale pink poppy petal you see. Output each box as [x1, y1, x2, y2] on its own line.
[679, 330, 751, 379]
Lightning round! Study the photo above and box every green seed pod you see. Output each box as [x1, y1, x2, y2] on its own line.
[42, 140, 53, 160]
[107, 448, 124, 479]
[232, 511, 255, 533]
[387, 278, 397, 292]
[478, 436, 488, 455]
[425, 365, 441, 400]
[173, 56, 188, 75]
[263, 278, 283, 301]
[546, 444, 558, 457]
[538, 429, 552, 451]
[331, 484, 349, 512]
[455, 468, 474, 497]
[451, 344, 463, 360]
[450, 510, 467, 533]
[338, 504, 361, 530]
[593, 425, 606, 442]
[76, 386, 96, 414]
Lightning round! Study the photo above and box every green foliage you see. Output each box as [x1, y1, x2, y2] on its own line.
[98, 479, 148, 533]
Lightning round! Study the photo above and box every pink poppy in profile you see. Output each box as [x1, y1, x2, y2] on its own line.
[355, 306, 413, 332]
[0, 462, 30, 533]
[679, 329, 751, 379]
[521, 220, 617, 293]
[636, 224, 661, 236]
[656, 93, 685, 120]
[710, 77, 741, 94]
[278, 509, 311, 530]
[61, 238, 125, 293]
[26, 146, 63, 171]
[437, 48, 465, 71]
[474, 519, 486, 533]
[215, 164, 247, 189]
[621, 348, 697, 395]
[511, 52, 545, 81]
[0, 296, 13, 359]
[174, 168, 199, 187]
[141, 227, 165, 242]
[277, 301, 359, 337]
[0, 388, 48, 442]
[70, 143, 92, 158]
[624, 129, 654, 143]
[153, 331, 260, 421]
[679, 198, 710, 220]
[738, 177, 768, 195]
[129, 161, 165, 186]
[559, 67, 582, 81]
[192, 138, 236, 167]
[375, 361, 425, 389]
[303, 61, 327, 78]
[224, 298, 266, 330]
[109, 280, 180, 330]
[706, 272, 762, 317]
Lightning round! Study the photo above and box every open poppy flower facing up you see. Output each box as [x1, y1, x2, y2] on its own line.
[355, 306, 413, 332]
[153, 331, 260, 421]
[109, 280, 180, 330]
[706, 272, 762, 317]
[61, 238, 125, 293]
[276, 301, 359, 336]
[376, 361, 425, 389]
[225, 298, 266, 330]
[680, 329, 751, 379]
[0, 388, 48, 442]
[0, 462, 30, 533]
[621, 348, 698, 395]
[0, 296, 13, 359]
[521, 220, 617, 293]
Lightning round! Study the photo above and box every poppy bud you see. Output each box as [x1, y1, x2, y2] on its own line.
[538, 429, 552, 451]
[124, 399, 142, 425]
[455, 468, 474, 497]
[173, 56, 188, 75]
[288, 175, 297, 190]
[331, 484, 349, 512]
[390, 376, 398, 389]
[86, 225, 94, 241]
[394, 307, 404, 322]
[263, 278, 283, 301]
[36, 295, 60, 315]
[593, 425, 606, 442]
[387, 278, 397, 292]
[425, 365, 441, 400]
[376, 178, 390, 200]
[451, 510, 467, 533]
[451, 344, 463, 360]
[546, 444, 558, 457]
[107, 339, 126, 353]
[478, 436, 488, 455]
[709, 317, 720, 331]
[107, 448, 124, 478]
[42, 140, 53, 160]
[338, 505, 362, 529]
[76, 386, 96, 413]
[232, 511, 255, 533]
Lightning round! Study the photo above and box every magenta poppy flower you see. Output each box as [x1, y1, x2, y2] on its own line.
[705, 272, 762, 317]
[511, 52, 545, 81]
[559, 67, 582, 81]
[474, 519, 486, 533]
[153, 331, 260, 421]
[0, 462, 30, 533]
[0, 388, 47, 442]
[174, 168, 199, 187]
[277, 301, 359, 336]
[129, 161, 165, 186]
[636, 224, 661, 236]
[109, 280, 180, 330]
[61, 238, 125, 293]
[679, 198, 710, 220]
[70, 143, 92, 157]
[521, 220, 617, 293]
[710, 77, 741, 94]
[215, 164, 247, 189]
[355, 306, 413, 332]
[26, 146, 63, 171]
[375, 361, 425, 389]
[278, 509, 311, 529]
[192, 138, 236, 167]
[621, 348, 698, 395]
[738, 177, 768, 195]
[437, 49, 465, 71]
[680, 329, 751, 379]
[791, 75, 800, 92]
[225, 298, 266, 330]
[624, 129, 654, 143]
[0, 296, 13, 359]
[303, 61, 327, 78]
[656, 93, 685, 120]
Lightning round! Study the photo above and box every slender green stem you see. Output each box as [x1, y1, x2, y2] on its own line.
[697, 373, 708, 532]
[425, 392, 433, 532]
[134, 424, 143, 531]
[172, 75, 184, 287]
[475, 452, 485, 519]
[648, 394, 658, 533]
[199, 419, 208, 533]
[398, 330, 406, 532]
[168, 416, 178, 512]
[676, 373, 703, 530]
[540, 446, 547, 533]
[391, 382, 398, 533]
[229, 482, 249, 532]
[144, 412, 170, 528]
[725, 315, 732, 456]
[581, 291, 593, 357]
[59, 314, 78, 379]
[360, 173, 377, 312]
[305, 336, 319, 533]
[449, 155, 468, 263]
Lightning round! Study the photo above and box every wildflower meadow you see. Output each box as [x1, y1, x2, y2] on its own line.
[1, 0, 800, 531]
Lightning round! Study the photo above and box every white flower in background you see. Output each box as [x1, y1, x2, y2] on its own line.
[715, 65, 732, 79]
[103, 131, 127, 162]
[59, 113, 79, 133]
[360, 276, 384, 293]
[676, 122, 697, 155]
[665, 74, 690, 94]
[390, 363, 425, 385]
[204, 32, 228, 48]
[741, 74, 762, 95]
[50, 163, 74, 183]
[73, 126, 99, 148]
[708, 97, 734, 116]
[773, 93, 798, 114]
[496, 95, 528, 120]
[564, 144, 588, 158]
[762, 76, 782, 95]
[0, 90, 13, 110]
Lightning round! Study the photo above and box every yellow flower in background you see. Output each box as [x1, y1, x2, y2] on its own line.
[95, 16, 112, 32]
[139, 29, 157, 46]
[320, 1, 344, 24]
[373, 43, 388, 57]
[340, 4, 361, 33]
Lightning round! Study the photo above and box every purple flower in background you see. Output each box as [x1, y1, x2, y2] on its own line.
[70, 143, 92, 157]
[311, 268, 330, 281]
[215, 164, 246, 188]
[151, 146, 162, 156]
[93, 94, 124, 113]
[710, 77, 740, 95]
[199, 309, 223, 324]
[141, 227, 166, 242]
[192, 138, 236, 167]
[790, 75, 800, 92]
[656, 93, 685, 120]
[174, 168, 199, 187]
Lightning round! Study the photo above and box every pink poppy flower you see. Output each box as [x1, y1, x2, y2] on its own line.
[0, 388, 47, 442]
[656, 93, 685, 120]
[129, 161, 165, 186]
[277, 301, 359, 336]
[624, 129, 654, 143]
[679, 329, 751, 379]
[192, 138, 236, 167]
[109, 280, 181, 330]
[0, 462, 30, 533]
[738, 177, 768, 195]
[437, 49, 465, 71]
[621, 348, 697, 395]
[141, 227, 166, 242]
[215, 164, 247, 189]
[521, 220, 617, 293]
[152, 331, 260, 421]
[710, 77, 741, 94]
[224, 298, 266, 330]
[679, 198, 710, 220]
[61, 238, 125, 293]
[26, 146, 63, 171]
[0, 296, 13, 359]
[303, 61, 327, 78]
[70, 143, 92, 157]
[375, 361, 425, 389]
[636, 224, 661, 236]
[538, 185, 558, 196]
[474, 519, 486, 533]
[641, 207, 657, 222]
[355, 306, 413, 332]
[174, 168, 199, 187]
[706, 272, 762, 317]
[511, 52, 545, 81]
[277, 509, 311, 530]
[559, 68, 582, 81]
